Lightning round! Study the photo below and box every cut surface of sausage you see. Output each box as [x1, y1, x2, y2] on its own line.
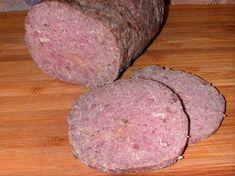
[25, 1, 120, 86]
[134, 65, 225, 144]
[68, 78, 188, 173]
[25, 0, 164, 87]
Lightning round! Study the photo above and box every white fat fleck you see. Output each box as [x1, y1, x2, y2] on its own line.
[102, 163, 108, 169]
[128, 147, 141, 161]
[39, 37, 50, 43]
[135, 153, 140, 160]
[178, 156, 184, 160]
[127, 137, 131, 143]
[67, 73, 72, 79]
[160, 140, 168, 147]
[76, 131, 81, 135]
[152, 112, 165, 120]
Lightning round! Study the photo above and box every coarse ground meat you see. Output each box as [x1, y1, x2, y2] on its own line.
[25, 0, 164, 87]
[134, 65, 225, 144]
[68, 78, 188, 173]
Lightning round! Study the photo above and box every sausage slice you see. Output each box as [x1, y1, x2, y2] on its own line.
[68, 78, 188, 173]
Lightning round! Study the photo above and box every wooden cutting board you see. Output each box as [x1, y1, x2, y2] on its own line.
[0, 5, 234, 176]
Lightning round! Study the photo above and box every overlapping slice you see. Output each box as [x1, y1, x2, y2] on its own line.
[134, 65, 225, 144]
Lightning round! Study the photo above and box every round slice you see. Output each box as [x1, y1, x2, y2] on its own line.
[134, 65, 225, 144]
[68, 78, 188, 173]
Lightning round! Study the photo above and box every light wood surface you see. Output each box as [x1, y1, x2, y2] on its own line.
[0, 5, 234, 176]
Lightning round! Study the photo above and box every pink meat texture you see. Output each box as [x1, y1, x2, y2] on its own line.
[25, 0, 164, 87]
[68, 78, 188, 173]
[134, 65, 225, 144]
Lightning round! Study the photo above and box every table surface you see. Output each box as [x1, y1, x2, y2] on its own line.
[0, 5, 234, 176]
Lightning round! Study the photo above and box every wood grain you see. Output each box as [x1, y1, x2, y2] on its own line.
[0, 5, 235, 176]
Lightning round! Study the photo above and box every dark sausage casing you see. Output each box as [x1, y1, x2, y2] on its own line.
[25, 0, 164, 87]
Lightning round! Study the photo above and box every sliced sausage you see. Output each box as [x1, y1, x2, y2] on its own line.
[68, 78, 188, 173]
[134, 65, 225, 144]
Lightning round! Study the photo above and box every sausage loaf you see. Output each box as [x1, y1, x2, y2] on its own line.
[25, 0, 164, 87]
